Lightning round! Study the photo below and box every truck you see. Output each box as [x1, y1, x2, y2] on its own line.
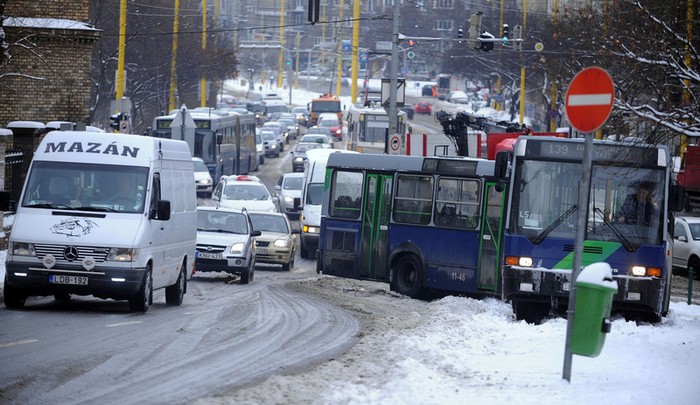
[3, 130, 197, 312]
[308, 93, 342, 127]
[436, 74, 451, 99]
[678, 142, 700, 211]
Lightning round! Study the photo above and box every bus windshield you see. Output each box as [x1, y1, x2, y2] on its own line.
[194, 129, 217, 164]
[512, 159, 664, 248]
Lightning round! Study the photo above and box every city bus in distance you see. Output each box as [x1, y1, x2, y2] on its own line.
[502, 136, 684, 324]
[317, 152, 509, 298]
[151, 108, 257, 179]
[346, 104, 408, 152]
[308, 93, 341, 127]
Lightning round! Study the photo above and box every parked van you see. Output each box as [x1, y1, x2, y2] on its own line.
[297, 148, 358, 259]
[3, 131, 197, 312]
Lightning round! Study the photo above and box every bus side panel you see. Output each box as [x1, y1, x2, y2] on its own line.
[319, 218, 364, 279]
[389, 225, 481, 294]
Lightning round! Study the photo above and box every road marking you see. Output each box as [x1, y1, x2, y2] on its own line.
[105, 321, 143, 328]
[0, 339, 38, 349]
[567, 93, 612, 106]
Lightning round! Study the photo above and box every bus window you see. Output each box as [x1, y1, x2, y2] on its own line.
[435, 178, 480, 229]
[393, 174, 433, 225]
[330, 170, 363, 219]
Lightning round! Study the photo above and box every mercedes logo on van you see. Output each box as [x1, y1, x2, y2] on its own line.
[64, 246, 79, 261]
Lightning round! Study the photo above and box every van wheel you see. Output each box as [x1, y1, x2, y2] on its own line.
[165, 264, 186, 306]
[392, 254, 423, 298]
[4, 277, 26, 309]
[129, 266, 152, 313]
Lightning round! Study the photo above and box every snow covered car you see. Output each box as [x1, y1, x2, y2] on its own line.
[194, 207, 261, 284]
[248, 212, 299, 271]
[212, 174, 279, 213]
[672, 216, 700, 279]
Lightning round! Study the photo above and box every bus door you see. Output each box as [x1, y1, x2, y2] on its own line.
[477, 182, 506, 292]
[359, 173, 393, 279]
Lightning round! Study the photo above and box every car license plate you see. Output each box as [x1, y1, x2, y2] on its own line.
[257, 248, 269, 255]
[49, 275, 88, 285]
[198, 252, 223, 260]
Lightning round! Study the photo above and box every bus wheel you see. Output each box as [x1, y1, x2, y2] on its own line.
[511, 299, 548, 325]
[393, 254, 423, 298]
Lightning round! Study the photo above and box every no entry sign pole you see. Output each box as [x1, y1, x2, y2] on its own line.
[562, 67, 614, 382]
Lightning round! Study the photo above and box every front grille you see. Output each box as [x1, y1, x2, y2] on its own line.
[196, 244, 226, 254]
[256, 241, 271, 247]
[563, 244, 604, 254]
[34, 243, 109, 264]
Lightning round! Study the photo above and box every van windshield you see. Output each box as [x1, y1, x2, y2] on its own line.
[22, 161, 149, 213]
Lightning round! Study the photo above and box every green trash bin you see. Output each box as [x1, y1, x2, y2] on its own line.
[570, 262, 618, 357]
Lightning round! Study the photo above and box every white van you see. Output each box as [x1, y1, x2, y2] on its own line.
[298, 148, 358, 259]
[3, 131, 197, 312]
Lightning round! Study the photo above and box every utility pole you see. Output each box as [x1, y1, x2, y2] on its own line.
[115, 0, 126, 104]
[168, 0, 180, 112]
[278, 0, 286, 89]
[388, 0, 401, 154]
[200, 0, 207, 108]
[518, 0, 528, 126]
[336, 0, 345, 96]
[350, 0, 361, 103]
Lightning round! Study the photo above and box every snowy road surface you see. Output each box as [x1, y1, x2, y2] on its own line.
[0, 262, 359, 404]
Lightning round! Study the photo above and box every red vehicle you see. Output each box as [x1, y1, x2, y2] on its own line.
[317, 114, 343, 140]
[415, 101, 432, 114]
[678, 143, 700, 211]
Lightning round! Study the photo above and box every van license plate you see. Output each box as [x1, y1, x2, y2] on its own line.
[198, 252, 223, 260]
[50, 275, 88, 285]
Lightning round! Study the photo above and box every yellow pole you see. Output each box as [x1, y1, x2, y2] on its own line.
[168, 0, 180, 112]
[549, 0, 558, 132]
[278, 0, 286, 89]
[201, 0, 207, 108]
[115, 0, 126, 103]
[295, 32, 300, 89]
[518, 0, 527, 125]
[350, 0, 360, 103]
[681, 0, 694, 161]
[495, 0, 504, 111]
[336, 0, 345, 96]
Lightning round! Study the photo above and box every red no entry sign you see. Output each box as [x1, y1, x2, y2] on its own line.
[565, 67, 614, 133]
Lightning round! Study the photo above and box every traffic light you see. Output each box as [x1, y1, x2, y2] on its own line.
[308, 0, 320, 23]
[457, 28, 463, 39]
[110, 113, 121, 131]
[502, 24, 510, 45]
[479, 33, 494, 52]
[468, 13, 482, 49]
[513, 25, 523, 51]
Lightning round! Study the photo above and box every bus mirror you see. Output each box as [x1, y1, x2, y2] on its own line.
[494, 151, 509, 180]
[216, 131, 223, 145]
[669, 185, 685, 212]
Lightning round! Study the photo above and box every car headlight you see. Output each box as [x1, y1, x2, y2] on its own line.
[107, 247, 140, 262]
[294, 157, 304, 162]
[198, 178, 212, 185]
[270, 144, 277, 149]
[230, 242, 245, 254]
[284, 196, 294, 203]
[273, 238, 288, 248]
[10, 241, 35, 256]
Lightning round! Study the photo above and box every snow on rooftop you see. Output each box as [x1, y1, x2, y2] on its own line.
[3, 17, 99, 31]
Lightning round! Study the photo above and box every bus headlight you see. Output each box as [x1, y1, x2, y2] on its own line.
[10, 241, 36, 256]
[505, 256, 533, 267]
[107, 248, 140, 262]
[631, 266, 661, 277]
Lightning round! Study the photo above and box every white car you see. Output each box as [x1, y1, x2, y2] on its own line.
[673, 216, 700, 279]
[212, 175, 279, 213]
[255, 132, 266, 165]
[194, 206, 260, 284]
[192, 157, 214, 198]
[274, 172, 304, 218]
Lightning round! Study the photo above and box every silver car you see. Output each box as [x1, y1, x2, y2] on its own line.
[274, 172, 304, 219]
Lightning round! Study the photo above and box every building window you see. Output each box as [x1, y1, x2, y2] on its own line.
[435, 20, 453, 31]
[433, 0, 453, 9]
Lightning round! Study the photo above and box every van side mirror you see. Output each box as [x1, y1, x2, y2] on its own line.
[294, 197, 301, 209]
[151, 200, 171, 220]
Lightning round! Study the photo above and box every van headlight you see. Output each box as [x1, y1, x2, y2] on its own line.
[10, 241, 36, 256]
[107, 248, 140, 262]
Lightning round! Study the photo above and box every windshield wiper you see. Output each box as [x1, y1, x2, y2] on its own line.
[594, 207, 636, 251]
[532, 204, 577, 244]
